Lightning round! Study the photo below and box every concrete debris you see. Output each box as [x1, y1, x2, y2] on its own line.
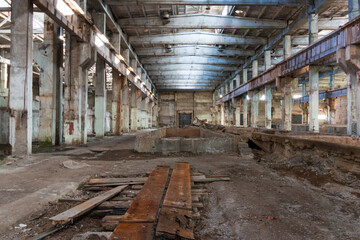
[72, 232, 112, 240]
[62, 160, 90, 169]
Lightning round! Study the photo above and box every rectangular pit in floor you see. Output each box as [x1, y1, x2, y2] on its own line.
[135, 127, 233, 153]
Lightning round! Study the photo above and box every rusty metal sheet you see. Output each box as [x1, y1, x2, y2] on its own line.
[163, 162, 192, 210]
[109, 222, 153, 240]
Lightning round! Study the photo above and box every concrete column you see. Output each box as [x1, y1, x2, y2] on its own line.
[0, 50, 7, 89]
[9, 0, 33, 155]
[236, 74, 241, 88]
[281, 78, 292, 131]
[283, 35, 292, 59]
[250, 91, 259, 128]
[265, 84, 272, 129]
[111, 71, 122, 135]
[121, 77, 130, 132]
[130, 87, 140, 131]
[123, 49, 130, 63]
[243, 95, 248, 127]
[94, 57, 106, 137]
[225, 82, 228, 94]
[252, 60, 258, 78]
[309, 66, 319, 132]
[220, 104, 225, 125]
[33, 17, 60, 146]
[229, 79, 233, 92]
[131, 59, 137, 71]
[265, 50, 272, 70]
[235, 98, 241, 127]
[94, 12, 106, 34]
[301, 84, 308, 124]
[243, 69, 248, 83]
[337, 46, 360, 135]
[348, 0, 360, 20]
[309, 13, 319, 44]
[111, 32, 121, 53]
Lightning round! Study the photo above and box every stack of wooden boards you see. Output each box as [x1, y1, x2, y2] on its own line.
[48, 163, 230, 239]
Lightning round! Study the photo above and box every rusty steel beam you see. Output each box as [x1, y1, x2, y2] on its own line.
[216, 15, 360, 105]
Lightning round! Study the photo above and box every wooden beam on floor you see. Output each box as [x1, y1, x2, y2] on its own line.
[50, 185, 128, 225]
[156, 162, 194, 239]
[109, 166, 170, 240]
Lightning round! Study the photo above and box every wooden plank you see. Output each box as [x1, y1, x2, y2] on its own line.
[109, 223, 153, 240]
[109, 166, 170, 240]
[156, 206, 194, 240]
[88, 177, 147, 185]
[50, 185, 128, 225]
[156, 162, 194, 239]
[191, 176, 230, 183]
[163, 162, 192, 210]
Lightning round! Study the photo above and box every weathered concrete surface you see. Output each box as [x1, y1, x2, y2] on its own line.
[9, 0, 33, 155]
[94, 57, 106, 138]
[1, 129, 360, 239]
[135, 127, 233, 153]
[33, 17, 60, 146]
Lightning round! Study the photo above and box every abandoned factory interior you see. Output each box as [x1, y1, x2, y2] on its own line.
[1, 0, 360, 239]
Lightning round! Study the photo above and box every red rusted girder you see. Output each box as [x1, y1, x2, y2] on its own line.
[217, 14, 360, 105]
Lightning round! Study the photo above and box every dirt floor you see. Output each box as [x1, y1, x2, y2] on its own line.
[0, 129, 360, 239]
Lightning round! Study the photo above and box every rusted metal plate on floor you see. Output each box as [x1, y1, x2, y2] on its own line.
[156, 162, 194, 239]
[109, 166, 170, 240]
[109, 222, 153, 240]
[156, 206, 194, 239]
[163, 162, 192, 210]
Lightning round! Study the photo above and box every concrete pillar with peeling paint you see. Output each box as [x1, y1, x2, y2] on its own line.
[0, 50, 7, 89]
[121, 78, 130, 133]
[236, 74, 241, 88]
[94, 57, 106, 137]
[111, 71, 123, 135]
[283, 35, 292, 59]
[309, 13, 319, 44]
[349, 0, 360, 20]
[309, 66, 319, 132]
[220, 104, 225, 125]
[33, 17, 61, 146]
[130, 87, 140, 131]
[336, 46, 360, 136]
[94, 12, 106, 34]
[281, 78, 293, 131]
[243, 95, 248, 127]
[308, 14, 319, 132]
[243, 69, 248, 84]
[265, 85, 272, 129]
[252, 60, 258, 78]
[265, 50, 272, 70]
[8, 0, 33, 155]
[63, 34, 94, 145]
[250, 91, 259, 128]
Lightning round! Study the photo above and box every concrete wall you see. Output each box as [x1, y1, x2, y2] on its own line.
[158, 91, 213, 127]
